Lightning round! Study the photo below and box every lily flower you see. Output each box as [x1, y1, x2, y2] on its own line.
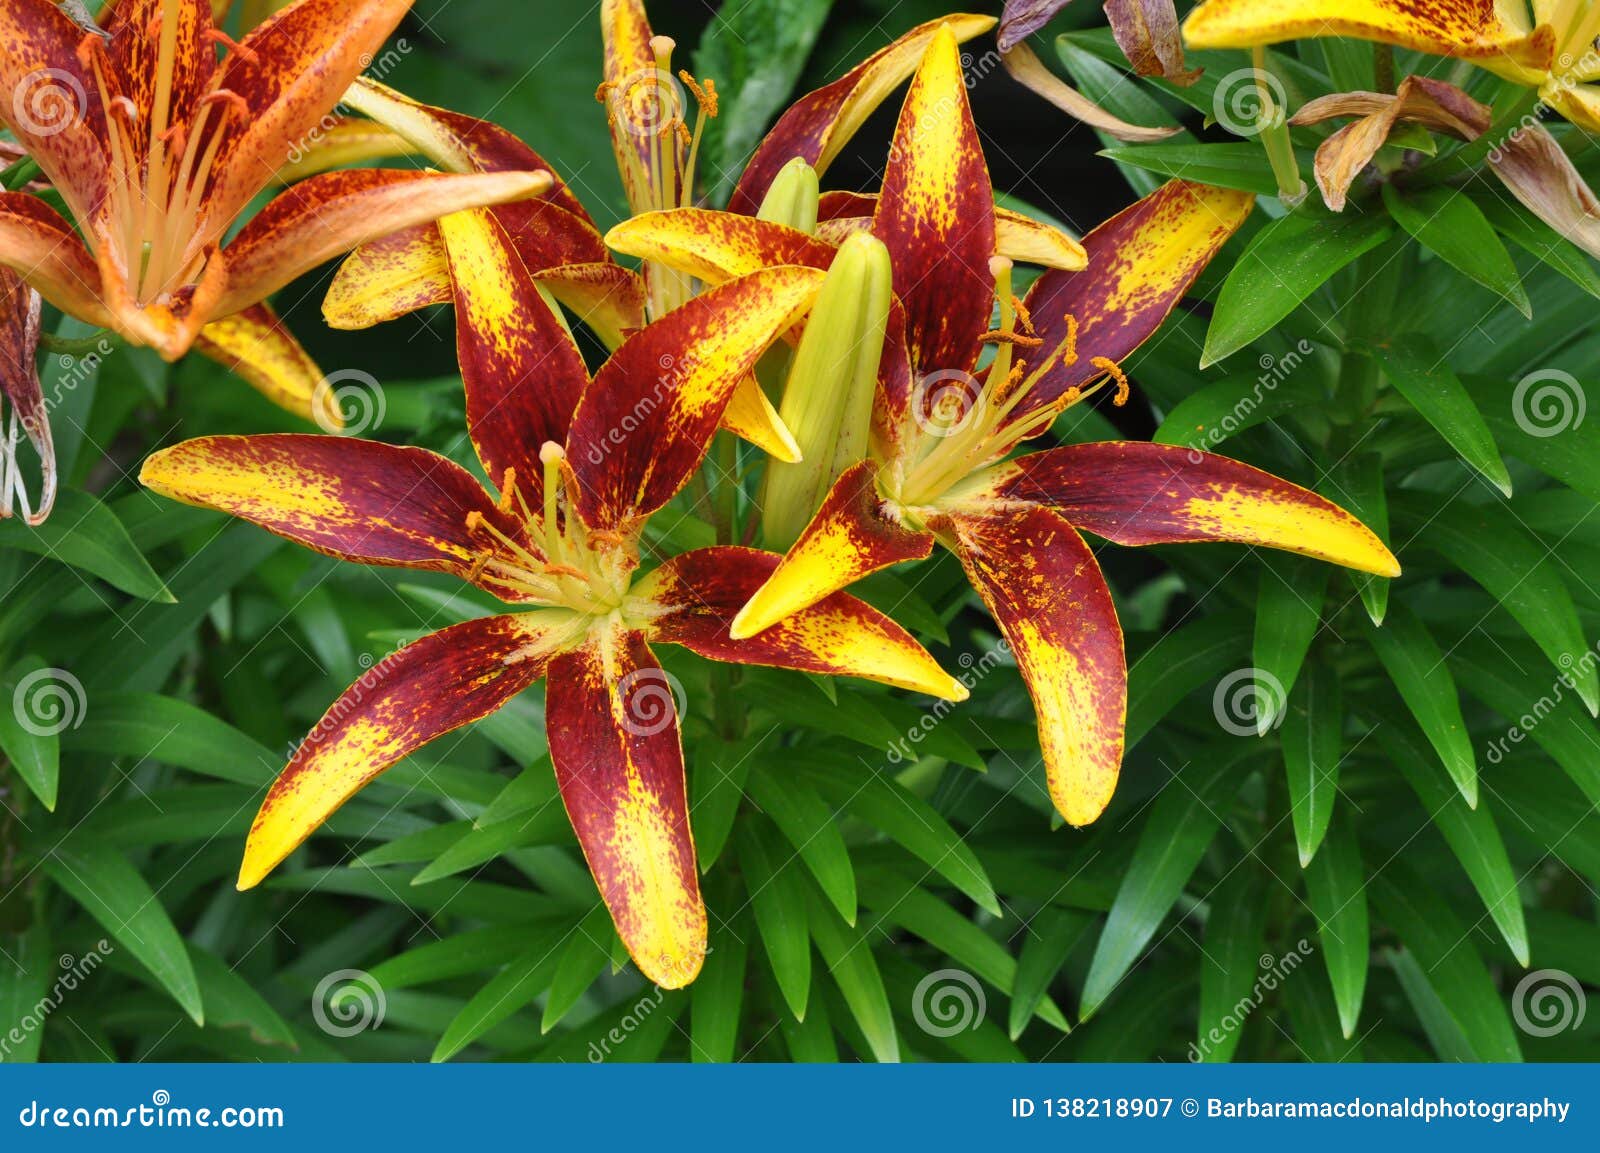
[139, 209, 965, 988]
[0, 269, 54, 525]
[610, 27, 1400, 827]
[1184, 0, 1600, 131]
[0, 0, 548, 423]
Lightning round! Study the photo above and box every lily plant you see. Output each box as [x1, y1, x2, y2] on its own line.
[139, 208, 964, 988]
[608, 28, 1401, 828]
[0, 0, 547, 424]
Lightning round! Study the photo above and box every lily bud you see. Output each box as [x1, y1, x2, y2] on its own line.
[760, 231, 891, 548]
[756, 157, 821, 235]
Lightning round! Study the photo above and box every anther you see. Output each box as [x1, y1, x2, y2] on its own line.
[76, 31, 108, 68]
[981, 328, 1043, 347]
[203, 89, 251, 120]
[1011, 296, 1034, 334]
[595, 81, 614, 103]
[109, 95, 140, 124]
[204, 28, 259, 64]
[1059, 313, 1079, 366]
[1093, 357, 1130, 405]
[497, 466, 518, 515]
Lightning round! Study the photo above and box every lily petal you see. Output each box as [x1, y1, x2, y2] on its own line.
[536, 261, 647, 351]
[1104, 0, 1202, 84]
[0, 270, 55, 525]
[729, 13, 998, 214]
[1012, 179, 1253, 429]
[1541, 79, 1600, 134]
[731, 460, 933, 638]
[545, 627, 706, 988]
[640, 544, 962, 700]
[323, 224, 451, 330]
[271, 116, 421, 184]
[138, 434, 541, 595]
[438, 206, 589, 493]
[218, 167, 553, 317]
[1182, 0, 1555, 82]
[605, 209, 838, 283]
[0, 192, 112, 326]
[0, 0, 106, 225]
[1001, 42, 1181, 143]
[194, 304, 337, 427]
[1488, 122, 1600, 261]
[568, 266, 824, 532]
[872, 25, 996, 376]
[239, 611, 573, 889]
[816, 191, 1087, 270]
[103, 0, 214, 154]
[976, 441, 1401, 576]
[724, 374, 802, 464]
[935, 501, 1125, 827]
[205, 0, 414, 242]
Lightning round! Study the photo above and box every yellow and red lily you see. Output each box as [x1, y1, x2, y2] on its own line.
[0, 0, 547, 423]
[0, 269, 53, 525]
[611, 31, 1399, 827]
[1184, 0, 1600, 131]
[139, 209, 964, 988]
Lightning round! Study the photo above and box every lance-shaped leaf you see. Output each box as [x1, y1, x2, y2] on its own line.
[1182, 0, 1556, 82]
[937, 502, 1126, 827]
[439, 206, 589, 489]
[0, 193, 113, 327]
[544, 628, 706, 989]
[139, 435, 541, 598]
[215, 167, 553, 317]
[976, 442, 1400, 576]
[871, 24, 996, 375]
[237, 611, 574, 889]
[732, 460, 934, 639]
[567, 265, 823, 531]
[0, 271, 54, 524]
[729, 13, 997, 214]
[633, 545, 964, 701]
[1013, 180, 1253, 425]
[193, 304, 336, 429]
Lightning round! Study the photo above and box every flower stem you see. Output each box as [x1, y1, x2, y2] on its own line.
[40, 329, 121, 356]
[1252, 47, 1307, 207]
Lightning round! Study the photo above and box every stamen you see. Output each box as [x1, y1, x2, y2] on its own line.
[540, 442, 566, 566]
[595, 81, 614, 103]
[1059, 313, 1078, 366]
[1093, 357, 1131, 405]
[980, 328, 1042, 347]
[1011, 296, 1034, 334]
[497, 466, 518, 515]
[204, 28, 259, 64]
[674, 121, 692, 149]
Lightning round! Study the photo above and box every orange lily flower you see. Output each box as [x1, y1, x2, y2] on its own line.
[0, 269, 54, 525]
[611, 30, 1399, 828]
[1184, 0, 1600, 130]
[0, 0, 548, 423]
[139, 209, 964, 988]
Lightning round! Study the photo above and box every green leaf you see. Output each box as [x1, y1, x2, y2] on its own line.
[40, 836, 203, 1024]
[1473, 191, 1600, 300]
[1195, 866, 1268, 1062]
[367, 924, 554, 991]
[747, 767, 856, 924]
[1203, 212, 1393, 367]
[1284, 951, 1359, 1061]
[1303, 816, 1368, 1039]
[0, 926, 50, 1062]
[1080, 751, 1255, 1018]
[0, 655, 61, 809]
[1127, 612, 1249, 747]
[798, 756, 998, 915]
[690, 915, 748, 1062]
[737, 817, 813, 1021]
[1253, 555, 1327, 735]
[63, 692, 278, 787]
[1463, 374, 1600, 506]
[1317, 37, 1374, 91]
[1099, 142, 1279, 196]
[1371, 864, 1521, 1062]
[187, 948, 296, 1049]
[806, 887, 898, 1062]
[1054, 35, 1184, 196]
[1364, 332, 1511, 495]
[689, 734, 757, 871]
[1382, 184, 1530, 317]
[1363, 603, 1478, 806]
[1320, 453, 1390, 625]
[1153, 367, 1322, 452]
[693, 0, 834, 205]
[1007, 907, 1093, 1040]
[541, 904, 614, 1032]
[1402, 495, 1598, 715]
[432, 934, 565, 1062]
[1282, 657, 1342, 865]
[0, 490, 171, 601]
[1374, 713, 1528, 965]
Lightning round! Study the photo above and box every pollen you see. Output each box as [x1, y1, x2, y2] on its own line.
[1093, 357, 1131, 406]
[680, 71, 719, 118]
[1059, 313, 1079, 366]
[204, 28, 259, 65]
[981, 328, 1043, 348]
[497, 466, 518, 514]
[1011, 296, 1034, 335]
